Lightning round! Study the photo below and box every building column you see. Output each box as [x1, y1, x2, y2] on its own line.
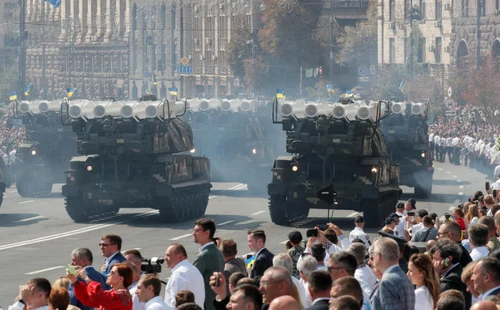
[85, 0, 93, 41]
[96, 0, 102, 40]
[123, 0, 130, 39]
[103, 0, 111, 42]
[77, 0, 84, 42]
[59, 0, 68, 42]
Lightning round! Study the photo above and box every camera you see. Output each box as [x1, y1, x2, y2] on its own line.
[306, 229, 317, 238]
[141, 257, 165, 274]
[407, 211, 415, 216]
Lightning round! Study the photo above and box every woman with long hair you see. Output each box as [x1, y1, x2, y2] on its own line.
[466, 204, 480, 228]
[453, 208, 466, 230]
[67, 263, 133, 310]
[407, 254, 440, 310]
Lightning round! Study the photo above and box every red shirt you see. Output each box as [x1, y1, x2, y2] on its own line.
[456, 218, 466, 231]
[74, 281, 132, 310]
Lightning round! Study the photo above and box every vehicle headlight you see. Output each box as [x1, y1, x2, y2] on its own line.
[31, 150, 36, 156]
[190, 148, 196, 153]
[86, 165, 93, 172]
[421, 152, 426, 158]
[291, 165, 298, 172]
[252, 148, 257, 155]
[371, 167, 378, 174]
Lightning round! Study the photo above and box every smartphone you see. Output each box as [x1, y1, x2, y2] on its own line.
[214, 274, 220, 287]
[486, 182, 490, 191]
[67, 265, 77, 275]
[407, 211, 415, 216]
[306, 228, 318, 238]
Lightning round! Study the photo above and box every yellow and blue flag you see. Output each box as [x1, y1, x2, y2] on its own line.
[168, 87, 178, 96]
[67, 87, 77, 98]
[246, 255, 256, 270]
[276, 89, 286, 99]
[326, 84, 334, 93]
[23, 83, 33, 96]
[9, 91, 17, 101]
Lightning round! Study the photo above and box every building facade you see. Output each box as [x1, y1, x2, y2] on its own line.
[0, 0, 18, 68]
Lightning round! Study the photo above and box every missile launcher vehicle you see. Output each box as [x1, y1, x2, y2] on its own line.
[185, 98, 284, 194]
[61, 95, 211, 222]
[380, 101, 434, 198]
[268, 98, 402, 227]
[8, 100, 77, 197]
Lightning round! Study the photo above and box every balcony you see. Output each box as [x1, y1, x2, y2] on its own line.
[326, 0, 369, 19]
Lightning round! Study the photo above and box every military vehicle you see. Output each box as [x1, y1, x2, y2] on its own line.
[185, 98, 284, 194]
[8, 100, 76, 197]
[61, 95, 211, 222]
[380, 101, 433, 198]
[267, 98, 402, 227]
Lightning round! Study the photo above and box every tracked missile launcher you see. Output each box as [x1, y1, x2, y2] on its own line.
[268, 98, 402, 227]
[61, 95, 211, 222]
[9, 100, 77, 197]
[185, 98, 284, 194]
[380, 101, 434, 198]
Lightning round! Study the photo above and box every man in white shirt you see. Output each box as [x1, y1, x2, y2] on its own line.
[348, 242, 377, 298]
[394, 203, 408, 240]
[471, 257, 500, 301]
[136, 274, 169, 310]
[8, 278, 51, 310]
[163, 243, 205, 309]
[469, 224, 490, 261]
[349, 216, 371, 249]
[124, 260, 146, 310]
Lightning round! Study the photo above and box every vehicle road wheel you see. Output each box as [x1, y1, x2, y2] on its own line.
[65, 197, 92, 223]
[16, 175, 35, 197]
[364, 200, 385, 228]
[415, 173, 433, 199]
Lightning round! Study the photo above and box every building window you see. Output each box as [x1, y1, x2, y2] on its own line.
[481, 0, 486, 16]
[390, 0, 395, 21]
[389, 38, 395, 63]
[461, 0, 469, 16]
[418, 38, 426, 63]
[435, 37, 442, 63]
[435, 0, 442, 19]
[419, 0, 426, 19]
[404, 38, 410, 63]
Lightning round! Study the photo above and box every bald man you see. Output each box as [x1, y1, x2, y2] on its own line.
[268, 295, 300, 310]
[470, 301, 497, 310]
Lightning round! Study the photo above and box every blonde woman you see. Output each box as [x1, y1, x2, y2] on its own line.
[466, 204, 480, 228]
[407, 254, 440, 310]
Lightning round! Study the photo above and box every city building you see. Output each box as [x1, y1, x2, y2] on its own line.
[0, 0, 18, 68]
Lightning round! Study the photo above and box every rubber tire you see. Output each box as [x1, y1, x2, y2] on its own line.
[415, 173, 433, 199]
[16, 175, 35, 198]
[364, 200, 385, 228]
[65, 197, 92, 223]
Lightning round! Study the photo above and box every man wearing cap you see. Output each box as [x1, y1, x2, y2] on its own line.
[349, 216, 370, 249]
[407, 209, 428, 237]
[395, 203, 410, 241]
[405, 198, 417, 213]
[382, 215, 399, 235]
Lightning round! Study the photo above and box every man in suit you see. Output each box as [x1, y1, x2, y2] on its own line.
[193, 218, 225, 310]
[100, 234, 126, 276]
[430, 238, 471, 309]
[306, 271, 331, 310]
[471, 257, 500, 301]
[411, 215, 438, 242]
[68, 248, 108, 310]
[370, 237, 415, 310]
[247, 229, 274, 278]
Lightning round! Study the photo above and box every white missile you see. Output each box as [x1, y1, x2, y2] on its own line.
[280, 101, 294, 117]
[411, 102, 424, 115]
[38, 100, 62, 113]
[199, 98, 221, 111]
[68, 100, 92, 119]
[391, 102, 404, 114]
[92, 101, 115, 118]
[240, 99, 256, 112]
[18, 101, 31, 114]
[187, 98, 202, 112]
[332, 104, 346, 119]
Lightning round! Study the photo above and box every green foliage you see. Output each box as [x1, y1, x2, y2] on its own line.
[371, 65, 406, 100]
[226, 26, 253, 82]
[0, 59, 18, 103]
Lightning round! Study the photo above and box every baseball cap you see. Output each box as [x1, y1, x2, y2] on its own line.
[407, 198, 416, 209]
[355, 215, 365, 223]
[389, 212, 402, 219]
[396, 202, 405, 209]
[385, 217, 396, 225]
[417, 209, 429, 218]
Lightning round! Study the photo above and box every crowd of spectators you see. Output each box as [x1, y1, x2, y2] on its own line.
[0, 107, 25, 165]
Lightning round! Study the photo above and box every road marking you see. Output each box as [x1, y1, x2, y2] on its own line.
[26, 266, 65, 275]
[457, 180, 462, 182]
[453, 175, 458, 178]
[16, 215, 44, 222]
[446, 171, 451, 174]
[236, 219, 256, 225]
[459, 192, 464, 195]
[251, 211, 266, 216]
[0, 211, 157, 251]
[459, 185, 464, 189]
[437, 168, 443, 171]
[209, 196, 218, 200]
[228, 183, 246, 191]
[449, 206, 456, 211]
[18, 200, 35, 204]
[347, 212, 361, 218]
[218, 220, 235, 226]
[169, 233, 192, 241]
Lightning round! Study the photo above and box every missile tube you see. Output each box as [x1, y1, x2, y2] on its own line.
[38, 100, 62, 113]
[68, 100, 93, 119]
[391, 102, 404, 114]
[199, 98, 221, 111]
[411, 102, 424, 115]
[280, 101, 294, 117]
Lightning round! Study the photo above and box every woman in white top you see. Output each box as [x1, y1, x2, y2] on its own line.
[466, 204, 480, 228]
[407, 253, 440, 310]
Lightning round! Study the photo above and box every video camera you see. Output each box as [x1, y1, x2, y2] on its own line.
[141, 257, 164, 274]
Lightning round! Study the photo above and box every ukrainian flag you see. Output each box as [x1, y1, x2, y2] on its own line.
[67, 88, 77, 98]
[9, 91, 17, 101]
[246, 254, 256, 270]
[276, 89, 286, 99]
[23, 83, 33, 96]
[326, 84, 334, 93]
[168, 87, 178, 96]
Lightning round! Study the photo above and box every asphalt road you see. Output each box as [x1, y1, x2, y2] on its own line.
[0, 160, 489, 305]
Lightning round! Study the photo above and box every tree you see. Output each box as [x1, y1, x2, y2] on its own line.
[335, 0, 377, 66]
[227, 27, 253, 83]
[370, 65, 406, 100]
[0, 59, 18, 103]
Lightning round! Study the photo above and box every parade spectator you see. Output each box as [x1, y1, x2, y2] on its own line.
[175, 290, 195, 308]
[327, 251, 357, 282]
[163, 243, 204, 309]
[297, 255, 317, 303]
[370, 238, 415, 310]
[8, 278, 52, 310]
[466, 204, 480, 228]
[247, 229, 274, 278]
[477, 216, 500, 252]
[134, 275, 168, 310]
[435, 295, 465, 310]
[349, 216, 371, 248]
[330, 276, 367, 310]
[228, 272, 247, 292]
[484, 196, 496, 217]
[471, 257, 500, 301]
[461, 261, 480, 305]
[430, 239, 471, 308]
[224, 284, 262, 310]
[192, 218, 225, 310]
[268, 295, 300, 310]
[123, 261, 144, 310]
[272, 253, 310, 308]
[220, 239, 247, 288]
[306, 271, 331, 310]
[259, 267, 297, 306]
[287, 231, 305, 278]
[100, 235, 126, 277]
[407, 254, 440, 310]
[348, 243, 377, 298]
[48, 287, 70, 310]
[124, 250, 143, 276]
[468, 224, 490, 261]
[69, 263, 133, 310]
[453, 208, 466, 231]
[176, 303, 202, 310]
[310, 242, 326, 270]
[411, 216, 438, 242]
[437, 221, 473, 267]
[394, 203, 408, 240]
[470, 301, 498, 310]
[329, 296, 361, 310]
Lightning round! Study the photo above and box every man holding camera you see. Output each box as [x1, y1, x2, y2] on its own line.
[163, 243, 205, 310]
